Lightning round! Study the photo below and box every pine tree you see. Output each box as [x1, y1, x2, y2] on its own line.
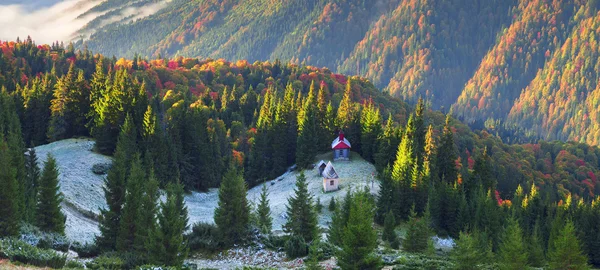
[336, 80, 354, 129]
[284, 172, 318, 243]
[375, 167, 394, 224]
[337, 190, 381, 270]
[498, 217, 528, 270]
[382, 210, 398, 249]
[392, 121, 415, 219]
[360, 100, 382, 163]
[528, 220, 545, 267]
[135, 170, 159, 259]
[328, 197, 336, 212]
[329, 190, 353, 247]
[0, 137, 20, 237]
[374, 114, 400, 172]
[437, 116, 457, 183]
[256, 183, 273, 234]
[117, 154, 145, 251]
[413, 97, 426, 163]
[451, 231, 485, 270]
[548, 220, 590, 270]
[403, 206, 430, 253]
[36, 153, 65, 234]
[296, 83, 319, 168]
[151, 183, 189, 267]
[24, 147, 41, 223]
[97, 115, 137, 250]
[214, 166, 250, 246]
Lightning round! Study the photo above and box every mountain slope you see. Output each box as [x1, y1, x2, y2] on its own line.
[75, 0, 600, 146]
[451, 0, 584, 122]
[507, 11, 600, 145]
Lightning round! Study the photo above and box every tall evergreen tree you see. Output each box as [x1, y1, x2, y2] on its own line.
[360, 100, 382, 163]
[451, 231, 486, 270]
[374, 114, 400, 172]
[284, 172, 318, 243]
[498, 217, 528, 270]
[117, 154, 145, 251]
[382, 210, 399, 249]
[336, 80, 354, 129]
[329, 190, 353, 247]
[437, 116, 458, 183]
[97, 115, 137, 250]
[337, 190, 381, 270]
[36, 154, 65, 234]
[214, 166, 250, 246]
[151, 183, 189, 267]
[256, 184, 273, 234]
[0, 137, 20, 237]
[391, 119, 416, 219]
[548, 220, 590, 270]
[24, 147, 41, 223]
[403, 206, 431, 253]
[375, 167, 394, 224]
[135, 170, 159, 260]
[296, 83, 319, 168]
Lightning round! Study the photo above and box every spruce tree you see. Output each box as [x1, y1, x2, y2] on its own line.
[36, 154, 65, 234]
[24, 147, 41, 223]
[135, 170, 159, 260]
[548, 220, 589, 270]
[256, 183, 273, 234]
[437, 116, 457, 183]
[375, 167, 394, 224]
[382, 210, 399, 249]
[360, 100, 382, 163]
[338, 190, 381, 270]
[451, 231, 484, 270]
[328, 197, 336, 212]
[214, 166, 250, 246]
[0, 138, 20, 237]
[97, 115, 137, 250]
[528, 220, 545, 267]
[498, 218, 528, 270]
[284, 172, 318, 243]
[403, 206, 430, 253]
[336, 80, 354, 129]
[328, 190, 352, 247]
[296, 83, 319, 168]
[151, 183, 189, 267]
[117, 154, 145, 252]
[392, 120, 415, 219]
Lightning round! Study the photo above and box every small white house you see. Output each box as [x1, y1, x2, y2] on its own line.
[322, 161, 340, 192]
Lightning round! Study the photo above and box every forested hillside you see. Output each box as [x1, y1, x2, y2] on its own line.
[1, 39, 599, 201]
[75, 0, 600, 146]
[1, 39, 600, 268]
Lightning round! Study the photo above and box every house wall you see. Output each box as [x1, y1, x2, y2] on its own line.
[323, 178, 340, 192]
[333, 148, 350, 161]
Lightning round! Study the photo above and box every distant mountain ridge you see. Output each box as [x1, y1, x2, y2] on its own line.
[77, 0, 600, 145]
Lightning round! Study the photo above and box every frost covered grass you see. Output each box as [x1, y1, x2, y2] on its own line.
[35, 139, 379, 246]
[35, 138, 108, 243]
[186, 151, 379, 232]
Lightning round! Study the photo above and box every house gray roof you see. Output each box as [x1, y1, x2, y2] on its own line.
[322, 161, 339, 179]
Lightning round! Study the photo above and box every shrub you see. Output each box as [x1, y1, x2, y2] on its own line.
[20, 223, 70, 252]
[393, 254, 453, 270]
[86, 254, 124, 270]
[0, 238, 67, 268]
[71, 241, 101, 258]
[187, 222, 222, 251]
[284, 235, 308, 258]
[263, 234, 288, 251]
[65, 260, 85, 269]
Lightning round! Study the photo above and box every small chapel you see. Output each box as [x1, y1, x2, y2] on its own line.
[331, 131, 351, 161]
